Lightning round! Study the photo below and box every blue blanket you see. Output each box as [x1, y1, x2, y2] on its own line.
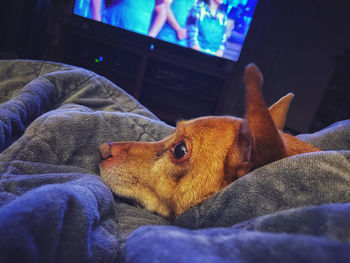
[0, 60, 349, 263]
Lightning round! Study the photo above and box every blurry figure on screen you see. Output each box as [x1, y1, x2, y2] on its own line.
[91, 0, 102, 21]
[157, 0, 196, 46]
[74, 0, 105, 21]
[226, 18, 235, 37]
[186, 0, 228, 57]
[225, 9, 235, 38]
[149, 0, 167, 37]
[104, 0, 166, 37]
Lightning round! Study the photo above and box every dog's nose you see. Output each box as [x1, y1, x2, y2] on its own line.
[99, 143, 112, 160]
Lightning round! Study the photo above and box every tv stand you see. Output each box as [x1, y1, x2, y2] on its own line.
[47, 21, 236, 125]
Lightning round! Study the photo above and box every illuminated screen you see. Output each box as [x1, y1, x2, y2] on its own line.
[74, 0, 258, 61]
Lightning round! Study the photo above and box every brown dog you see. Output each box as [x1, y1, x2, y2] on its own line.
[99, 64, 319, 220]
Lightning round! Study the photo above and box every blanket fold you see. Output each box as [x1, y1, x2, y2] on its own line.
[126, 221, 350, 263]
[0, 60, 172, 263]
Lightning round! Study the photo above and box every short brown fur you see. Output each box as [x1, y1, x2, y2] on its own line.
[99, 64, 319, 220]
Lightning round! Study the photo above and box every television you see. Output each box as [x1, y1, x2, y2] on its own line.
[73, 0, 258, 62]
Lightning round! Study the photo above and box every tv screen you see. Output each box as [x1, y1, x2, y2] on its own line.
[73, 0, 258, 61]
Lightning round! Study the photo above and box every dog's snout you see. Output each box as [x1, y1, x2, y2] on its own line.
[99, 143, 112, 160]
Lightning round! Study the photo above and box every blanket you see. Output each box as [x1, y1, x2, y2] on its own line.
[0, 60, 349, 263]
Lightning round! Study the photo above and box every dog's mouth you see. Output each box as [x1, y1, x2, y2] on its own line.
[114, 194, 144, 209]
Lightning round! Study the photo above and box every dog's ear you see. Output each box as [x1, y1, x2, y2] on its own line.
[268, 93, 294, 130]
[243, 63, 287, 169]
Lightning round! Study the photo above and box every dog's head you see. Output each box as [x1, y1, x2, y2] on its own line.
[99, 64, 319, 219]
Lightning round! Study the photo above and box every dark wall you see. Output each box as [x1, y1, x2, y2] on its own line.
[223, 0, 350, 132]
[0, 0, 51, 59]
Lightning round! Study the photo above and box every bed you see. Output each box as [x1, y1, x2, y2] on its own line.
[0, 60, 349, 262]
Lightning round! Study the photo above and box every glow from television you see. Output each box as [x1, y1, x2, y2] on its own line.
[73, 0, 258, 61]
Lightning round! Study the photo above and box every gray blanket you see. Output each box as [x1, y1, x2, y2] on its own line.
[0, 60, 349, 263]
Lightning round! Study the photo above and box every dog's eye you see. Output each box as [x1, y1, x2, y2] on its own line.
[173, 142, 187, 159]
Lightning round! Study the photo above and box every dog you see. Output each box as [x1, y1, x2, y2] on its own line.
[99, 64, 320, 220]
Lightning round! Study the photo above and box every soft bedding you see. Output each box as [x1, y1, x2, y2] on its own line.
[0, 60, 349, 262]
